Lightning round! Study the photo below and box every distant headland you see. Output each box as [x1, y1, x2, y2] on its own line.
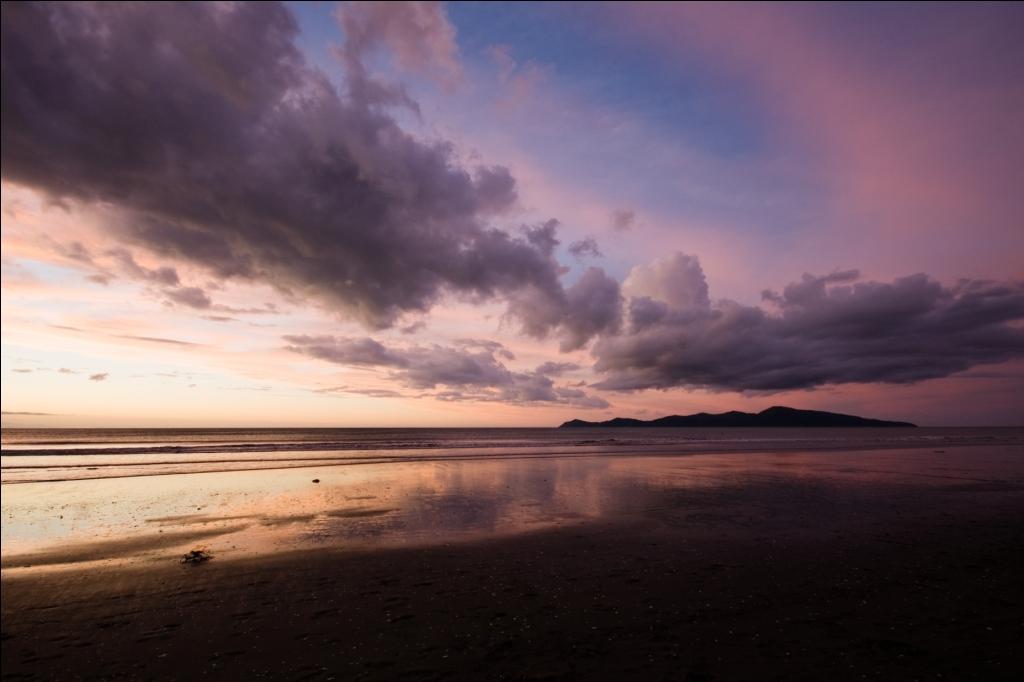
[559, 406, 916, 428]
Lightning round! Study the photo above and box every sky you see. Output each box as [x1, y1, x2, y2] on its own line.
[2, 1, 1023, 427]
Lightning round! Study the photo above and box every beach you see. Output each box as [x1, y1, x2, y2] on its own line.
[5, 1, 1024, 679]
[3, 430, 1024, 679]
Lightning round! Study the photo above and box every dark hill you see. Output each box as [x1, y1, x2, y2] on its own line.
[559, 406, 915, 428]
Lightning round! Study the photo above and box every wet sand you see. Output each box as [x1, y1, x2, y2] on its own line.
[3, 447, 1024, 680]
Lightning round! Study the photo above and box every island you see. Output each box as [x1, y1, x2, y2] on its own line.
[559, 405, 916, 428]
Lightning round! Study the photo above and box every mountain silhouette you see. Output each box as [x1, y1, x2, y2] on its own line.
[559, 406, 915, 428]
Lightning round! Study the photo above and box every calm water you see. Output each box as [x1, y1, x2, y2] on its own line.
[3, 427, 1020, 484]
[2, 428, 1023, 571]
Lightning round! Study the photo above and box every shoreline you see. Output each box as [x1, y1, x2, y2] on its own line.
[4, 445, 1023, 679]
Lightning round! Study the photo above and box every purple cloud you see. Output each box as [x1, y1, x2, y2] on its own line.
[610, 209, 636, 232]
[568, 237, 602, 260]
[1, 1, 614, 348]
[164, 286, 213, 310]
[592, 253, 1024, 392]
[285, 335, 609, 409]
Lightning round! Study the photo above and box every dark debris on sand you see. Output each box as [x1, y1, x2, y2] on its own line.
[179, 549, 213, 565]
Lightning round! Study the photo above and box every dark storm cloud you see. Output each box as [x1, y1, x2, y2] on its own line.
[1, 1, 611, 342]
[560, 268, 623, 352]
[285, 335, 609, 408]
[592, 254, 1024, 392]
[507, 266, 623, 352]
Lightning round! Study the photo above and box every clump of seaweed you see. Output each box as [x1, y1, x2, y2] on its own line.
[180, 548, 213, 565]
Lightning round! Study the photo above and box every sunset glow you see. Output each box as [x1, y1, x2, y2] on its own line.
[3, 2, 1022, 427]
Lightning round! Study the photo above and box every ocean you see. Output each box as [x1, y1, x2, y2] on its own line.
[3, 425, 1023, 572]
[2, 426, 1020, 484]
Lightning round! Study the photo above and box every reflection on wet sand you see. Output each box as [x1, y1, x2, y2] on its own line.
[2, 445, 1022, 572]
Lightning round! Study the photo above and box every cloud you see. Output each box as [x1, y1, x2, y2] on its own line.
[54, 241, 94, 265]
[486, 44, 517, 83]
[760, 269, 860, 307]
[54, 245, 181, 288]
[113, 335, 201, 347]
[484, 43, 550, 111]
[592, 252, 1024, 392]
[283, 335, 407, 367]
[286, 335, 609, 408]
[12, 368, 32, 373]
[316, 385, 404, 399]
[534, 362, 580, 377]
[507, 265, 623, 351]
[335, 1, 462, 91]
[451, 337, 515, 360]
[212, 303, 280, 315]
[1, 2, 609, 340]
[164, 286, 213, 309]
[108, 248, 180, 286]
[89, 372, 108, 382]
[568, 237, 602, 260]
[400, 320, 426, 335]
[549, 386, 610, 410]
[622, 252, 709, 311]
[49, 323, 202, 348]
[559, 268, 624, 352]
[2, 411, 59, 416]
[610, 209, 636, 232]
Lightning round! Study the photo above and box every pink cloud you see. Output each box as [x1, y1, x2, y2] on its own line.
[484, 44, 550, 112]
[335, 1, 462, 91]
